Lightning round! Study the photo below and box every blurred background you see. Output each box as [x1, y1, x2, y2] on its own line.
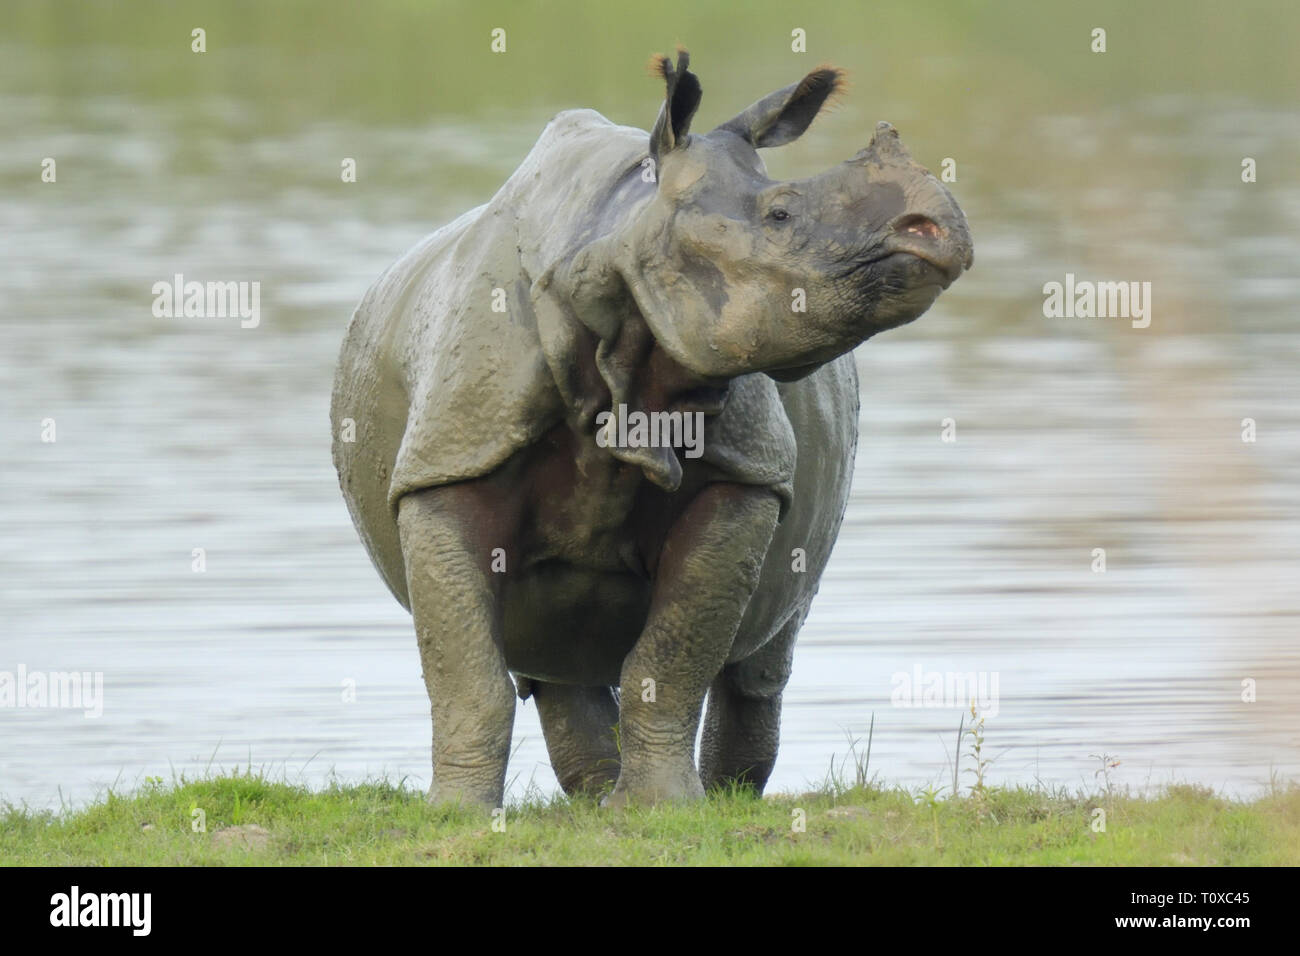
[1, 0, 1297, 811]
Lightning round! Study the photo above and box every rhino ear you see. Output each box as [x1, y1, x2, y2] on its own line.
[714, 66, 843, 148]
[648, 48, 702, 163]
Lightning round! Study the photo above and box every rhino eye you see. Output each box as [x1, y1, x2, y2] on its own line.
[768, 208, 791, 222]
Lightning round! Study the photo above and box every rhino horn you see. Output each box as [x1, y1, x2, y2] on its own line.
[849, 121, 915, 165]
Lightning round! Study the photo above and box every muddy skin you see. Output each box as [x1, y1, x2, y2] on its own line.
[331, 50, 973, 807]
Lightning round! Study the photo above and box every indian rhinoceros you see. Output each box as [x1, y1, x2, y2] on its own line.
[330, 50, 972, 807]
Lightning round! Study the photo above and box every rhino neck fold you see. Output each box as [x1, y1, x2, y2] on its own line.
[532, 243, 733, 491]
[568, 221, 846, 382]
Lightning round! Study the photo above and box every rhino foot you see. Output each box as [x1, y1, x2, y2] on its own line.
[601, 756, 706, 808]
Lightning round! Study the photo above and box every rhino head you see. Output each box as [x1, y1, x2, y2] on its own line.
[559, 49, 973, 384]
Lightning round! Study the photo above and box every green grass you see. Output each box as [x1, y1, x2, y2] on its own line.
[3, 772, 1296, 865]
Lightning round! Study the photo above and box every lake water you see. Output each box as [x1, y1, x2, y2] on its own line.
[1, 2, 1297, 811]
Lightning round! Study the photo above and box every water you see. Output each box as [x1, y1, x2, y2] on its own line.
[2, 1, 1297, 811]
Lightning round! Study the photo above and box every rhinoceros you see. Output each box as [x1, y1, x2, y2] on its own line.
[331, 50, 972, 807]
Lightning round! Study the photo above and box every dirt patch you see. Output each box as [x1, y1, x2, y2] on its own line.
[213, 824, 272, 851]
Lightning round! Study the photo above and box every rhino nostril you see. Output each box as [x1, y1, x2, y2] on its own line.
[895, 214, 942, 241]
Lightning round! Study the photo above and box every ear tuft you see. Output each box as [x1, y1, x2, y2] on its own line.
[647, 52, 670, 80]
[793, 65, 846, 113]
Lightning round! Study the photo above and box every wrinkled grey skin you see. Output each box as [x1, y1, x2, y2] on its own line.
[331, 52, 972, 807]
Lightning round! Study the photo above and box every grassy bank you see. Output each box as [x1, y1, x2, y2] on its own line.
[3, 772, 1297, 865]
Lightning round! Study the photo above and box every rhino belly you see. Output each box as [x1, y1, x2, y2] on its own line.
[501, 563, 651, 685]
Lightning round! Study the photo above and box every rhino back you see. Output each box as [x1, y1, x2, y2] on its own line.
[331, 110, 654, 605]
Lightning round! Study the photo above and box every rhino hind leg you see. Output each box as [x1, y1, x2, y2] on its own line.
[397, 485, 518, 809]
[531, 682, 621, 798]
[698, 610, 803, 795]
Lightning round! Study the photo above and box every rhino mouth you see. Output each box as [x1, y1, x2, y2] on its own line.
[843, 249, 953, 291]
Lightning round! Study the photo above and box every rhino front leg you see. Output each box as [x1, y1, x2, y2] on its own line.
[531, 682, 621, 798]
[699, 610, 803, 794]
[397, 485, 517, 809]
[607, 483, 780, 807]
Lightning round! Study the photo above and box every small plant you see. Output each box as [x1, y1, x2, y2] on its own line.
[823, 715, 877, 796]
[951, 709, 964, 797]
[917, 784, 943, 849]
[1090, 752, 1121, 806]
[847, 713, 875, 791]
[963, 700, 992, 797]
